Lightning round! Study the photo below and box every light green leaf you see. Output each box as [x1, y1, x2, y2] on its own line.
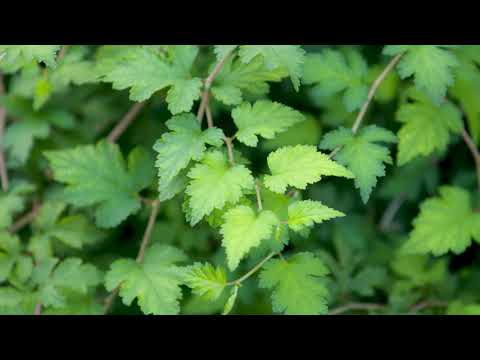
[183, 262, 227, 301]
[287, 200, 344, 232]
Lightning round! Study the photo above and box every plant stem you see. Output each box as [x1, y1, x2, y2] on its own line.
[104, 199, 160, 314]
[379, 193, 406, 233]
[255, 182, 263, 211]
[461, 128, 480, 191]
[34, 302, 42, 315]
[227, 251, 276, 286]
[329, 53, 403, 159]
[197, 47, 236, 124]
[407, 300, 448, 314]
[328, 302, 386, 315]
[57, 45, 70, 62]
[224, 136, 235, 165]
[9, 202, 41, 233]
[205, 104, 214, 129]
[0, 72, 8, 192]
[107, 101, 146, 143]
[136, 200, 160, 263]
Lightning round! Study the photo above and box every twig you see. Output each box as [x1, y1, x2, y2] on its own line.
[205, 104, 214, 129]
[0, 72, 8, 192]
[9, 202, 41, 233]
[224, 136, 235, 165]
[107, 101, 146, 143]
[255, 182, 263, 211]
[329, 53, 403, 159]
[197, 47, 236, 124]
[461, 128, 480, 191]
[104, 200, 161, 314]
[379, 193, 406, 233]
[227, 251, 276, 286]
[328, 302, 386, 315]
[34, 302, 42, 316]
[407, 300, 448, 314]
[57, 45, 70, 62]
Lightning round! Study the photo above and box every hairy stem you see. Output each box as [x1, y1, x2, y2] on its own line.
[0, 72, 8, 192]
[104, 200, 160, 314]
[227, 251, 276, 286]
[107, 101, 146, 143]
[224, 136, 235, 165]
[461, 128, 480, 191]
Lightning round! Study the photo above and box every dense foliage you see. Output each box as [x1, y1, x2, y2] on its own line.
[0, 45, 479, 315]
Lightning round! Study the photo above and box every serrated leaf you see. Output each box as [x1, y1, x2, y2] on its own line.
[287, 200, 344, 232]
[264, 145, 354, 194]
[153, 113, 225, 196]
[183, 262, 227, 301]
[395, 88, 463, 166]
[259, 252, 330, 315]
[239, 45, 305, 91]
[220, 205, 278, 271]
[98, 45, 202, 114]
[232, 100, 305, 147]
[0, 45, 60, 72]
[45, 141, 155, 228]
[105, 244, 187, 315]
[185, 151, 255, 226]
[383, 45, 459, 104]
[320, 125, 397, 202]
[402, 186, 480, 256]
[303, 48, 369, 112]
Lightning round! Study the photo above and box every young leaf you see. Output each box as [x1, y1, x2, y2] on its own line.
[238, 45, 305, 91]
[45, 141, 155, 228]
[220, 205, 278, 271]
[320, 125, 397, 202]
[383, 45, 459, 104]
[264, 145, 354, 194]
[105, 244, 187, 315]
[259, 252, 330, 315]
[153, 113, 225, 193]
[222, 285, 239, 315]
[0, 45, 60, 72]
[185, 151, 255, 226]
[287, 200, 345, 233]
[183, 262, 227, 301]
[303, 48, 369, 112]
[402, 186, 480, 256]
[232, 100, 305, 147]
[396, 88, 463, 166]
[98, 45, 202, 114]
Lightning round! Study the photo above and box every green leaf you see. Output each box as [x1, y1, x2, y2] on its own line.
[238, 45, 305, 91]
[402, 186, 480, 256]
[383, 45, 459, 104]
[0, 181, 35, 230]
[220, 205, 278, 271]
[213, 45, 238, 61]
[183, 262, 227, 301]
[222, 285, 239, 315]
[303, 48, 369, 112]
[45, 141, 155, 228]
[320, 125, 397, 202]
[259, 252, 330, 315]
[0, 45, 60, 72]
[287, 200, 344, 233]
[447, 301, 480, 315]
[232, 100, 305, 147]
[264, 145, 354, 194]
[98, 45, 202, 114]
[105, 244, 187, 315]
[185, 151, 255, 226]
[153, 113, 225, 198]
[396, 88, 463, 166]
[212, 55, 287, 105]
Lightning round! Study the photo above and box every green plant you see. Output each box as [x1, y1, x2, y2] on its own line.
[0, 44, 479, 315]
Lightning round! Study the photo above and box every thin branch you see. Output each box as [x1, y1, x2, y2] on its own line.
[0, 72, 8, 192]
[328, 302, 386, 315]
[227, 251, 276, 286]
[461, 128, 480, 191]
[57, 45, 70, 62]
[104, 200, 161, 314]
[224, 136, 235, 165]
[205, 103, 214, 129]
[255, 182, 263, 211]
[107, 101, 146, 143]
[328, 53, 403, 159]
[197, 47, 236, 124]
[136, 200, 160, 263]
[9, 202, 41, 233]
[34, 302, 42, 316]
[407, 300, 448, 314]
[379, 193, 407, 233]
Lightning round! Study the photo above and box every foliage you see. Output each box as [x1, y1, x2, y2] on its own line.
[1, 44, 479, 316]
